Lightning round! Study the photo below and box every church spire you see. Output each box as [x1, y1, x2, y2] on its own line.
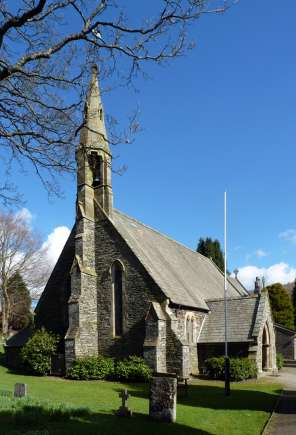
[76, 65, 113, 217]
[80, 64, 109, 153]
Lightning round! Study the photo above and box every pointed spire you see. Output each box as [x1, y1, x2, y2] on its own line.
[80, 65, 109, 153]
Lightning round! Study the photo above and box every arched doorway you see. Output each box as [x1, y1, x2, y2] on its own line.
[262, 324, 270, 370]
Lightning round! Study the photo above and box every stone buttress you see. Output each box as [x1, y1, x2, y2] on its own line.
[65, 65, 113, 370]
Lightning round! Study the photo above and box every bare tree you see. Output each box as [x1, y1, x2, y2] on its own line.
[0, 0, 230, 203]
[0, 209, 48, 336]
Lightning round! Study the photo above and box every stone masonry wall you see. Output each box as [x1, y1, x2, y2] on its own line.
[167, 307, 205, 375]
[256, 298, 277, 373]
[94, 214, 166, 358]
[35, 228, 75, 348]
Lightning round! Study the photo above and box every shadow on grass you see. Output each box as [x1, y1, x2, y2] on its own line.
[114, 383, 281, 412]
[0, 404, 213, 435]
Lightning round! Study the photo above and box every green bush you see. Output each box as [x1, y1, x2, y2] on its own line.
[205, 356, 257, 381]
[67, 356, 114, 380]
[276, 353, 284, 370]
[21, 328, 59, 376]
[115, 356, 152, 381]
[67, 355, 151, 382]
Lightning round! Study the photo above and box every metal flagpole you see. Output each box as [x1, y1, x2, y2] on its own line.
[224, 191, 230, 396]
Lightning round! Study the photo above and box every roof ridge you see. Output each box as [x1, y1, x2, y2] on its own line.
[206, 295, 257, 302]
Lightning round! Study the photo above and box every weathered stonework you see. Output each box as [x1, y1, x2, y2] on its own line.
[24, 68, 277, 380]
[149, 376, 177, 422]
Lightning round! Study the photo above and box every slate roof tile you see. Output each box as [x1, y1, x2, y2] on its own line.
[112, 209, 248, 310]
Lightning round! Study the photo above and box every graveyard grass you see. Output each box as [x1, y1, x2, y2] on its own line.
[0, 343, 281, 435]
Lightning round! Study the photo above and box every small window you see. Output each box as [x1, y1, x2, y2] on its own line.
[99, 109, 103, 120]
[112, 261, 123, 337]
[89, 152, 102, 187]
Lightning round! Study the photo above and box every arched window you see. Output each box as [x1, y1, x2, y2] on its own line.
[112, 261, 123, 337]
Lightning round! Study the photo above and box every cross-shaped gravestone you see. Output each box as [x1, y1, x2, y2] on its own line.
[116, 389, 132, 417]
[14, 383, 27, 398]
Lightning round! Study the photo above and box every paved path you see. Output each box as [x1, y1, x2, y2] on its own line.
[264, 367, 296, 435]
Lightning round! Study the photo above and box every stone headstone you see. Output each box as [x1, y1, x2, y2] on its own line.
[14, 383, 27, 398]
[149, 375, 177, 423]
[116, 389, 132, 417]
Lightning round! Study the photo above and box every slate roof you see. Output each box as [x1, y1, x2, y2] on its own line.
[198, 295, 265, 343]
[275, 323, 296, 335]
[145, 302, 167, 321]
[112, 209, 248, 310]
[5, 327, 32, 348]
[228, 277, 249, 296]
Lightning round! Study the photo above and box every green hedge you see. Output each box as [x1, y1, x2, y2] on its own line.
[21, 328, 59, 376]
[115, 355, 152, 381]
[67, 355, 151, 381]
[67, 356, 114, 380]
[205, 356, 257, 381]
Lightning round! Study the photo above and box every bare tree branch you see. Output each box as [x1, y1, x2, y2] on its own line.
[0, 0, 232, 204]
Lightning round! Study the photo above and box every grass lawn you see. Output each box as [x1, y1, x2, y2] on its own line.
[0, 344, 281, 435]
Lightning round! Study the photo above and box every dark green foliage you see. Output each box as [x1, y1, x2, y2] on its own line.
[67, 355, 151, 382]
[197, 237, 225, 272]
[276, 353, 284, 370]
[266, 283, 295, 330]
[7, 273, 32, 330]
[67, 356, 115, 380]
[292, 280, 296, 328]
[21, 328, 58, 376]
[205, 357, 257, 381]
[115, 356, 152, 381]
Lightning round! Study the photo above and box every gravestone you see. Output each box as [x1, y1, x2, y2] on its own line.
[116, 389, 132, 417]
[14, 383, 27, 398]
[149, 375, 177, 422]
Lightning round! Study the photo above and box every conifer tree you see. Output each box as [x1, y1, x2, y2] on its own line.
[7, 272, 32, 331]
[197, 238, 225, 272]
[292, 279, 296, 329]
[266, 283, 295, 330]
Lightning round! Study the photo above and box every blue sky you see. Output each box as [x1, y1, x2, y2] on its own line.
[8, 0, 296, 289]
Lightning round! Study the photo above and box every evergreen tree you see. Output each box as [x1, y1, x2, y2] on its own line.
[197, 237, 225, 272]
[7, 273, 32, 331]
[266, 283, 295, 330]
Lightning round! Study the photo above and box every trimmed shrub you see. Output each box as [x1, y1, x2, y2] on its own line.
[115, 356, 152, 382]
[276, 353, 284, 370]
[67, 356, 114, 380]
[205, 356, 257, 381]
[67, 355, 151, 382]
[21, 328, 59, 376]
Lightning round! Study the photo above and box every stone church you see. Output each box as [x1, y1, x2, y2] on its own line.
[7, 66, 277, 376]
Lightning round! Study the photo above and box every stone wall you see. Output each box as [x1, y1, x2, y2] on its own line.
[35, 228, 75, 349]
[255, 296, 277, 373]
[144, 309, 167, 373]
[167, 307, 205, 375]
[65, 211, 99, 368]
[93, 213, 166, 359]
